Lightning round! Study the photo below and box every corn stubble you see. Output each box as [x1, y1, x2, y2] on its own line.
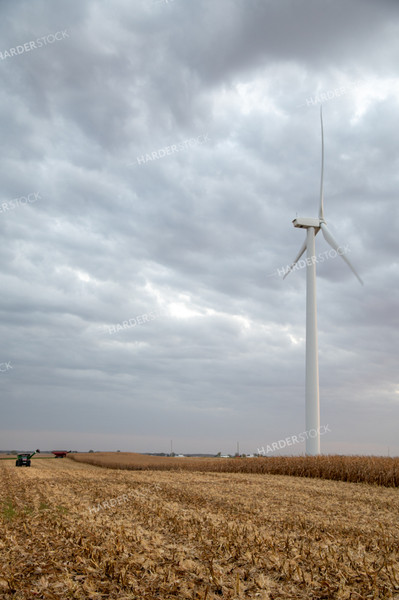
[0, 458, 398, 599]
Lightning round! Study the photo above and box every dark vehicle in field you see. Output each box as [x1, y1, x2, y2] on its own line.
[15, 449, 40, 467]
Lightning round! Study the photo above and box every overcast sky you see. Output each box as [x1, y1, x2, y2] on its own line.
[1, 0, 398, 455]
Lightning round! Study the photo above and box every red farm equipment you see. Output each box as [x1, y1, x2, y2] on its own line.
[51, 450, 70, 458]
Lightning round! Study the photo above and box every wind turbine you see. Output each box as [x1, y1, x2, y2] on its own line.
[284, 107, 363, 456]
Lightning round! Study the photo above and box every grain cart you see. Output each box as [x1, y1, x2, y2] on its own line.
[15, 449, 40, 467]
[51, 450, 70, 458]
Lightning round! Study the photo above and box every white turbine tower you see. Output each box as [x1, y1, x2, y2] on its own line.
[284, 107, 363, 456]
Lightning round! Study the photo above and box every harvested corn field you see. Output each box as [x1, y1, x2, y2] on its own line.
[1, 458, 399, 599]
[70, 452, 399, 487]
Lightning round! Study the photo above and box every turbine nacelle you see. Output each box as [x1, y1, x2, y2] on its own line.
[293, 217, 322, 229]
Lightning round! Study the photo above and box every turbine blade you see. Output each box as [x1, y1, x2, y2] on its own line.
[318, 106, 325, 221]
[283, 238, 307, 279]
[320, 223, 363, 285]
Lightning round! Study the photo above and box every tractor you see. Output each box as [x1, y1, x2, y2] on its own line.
[15, 449, 40, 467]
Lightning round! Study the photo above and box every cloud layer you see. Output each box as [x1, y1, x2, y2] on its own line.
[1, 0, 398, 455]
